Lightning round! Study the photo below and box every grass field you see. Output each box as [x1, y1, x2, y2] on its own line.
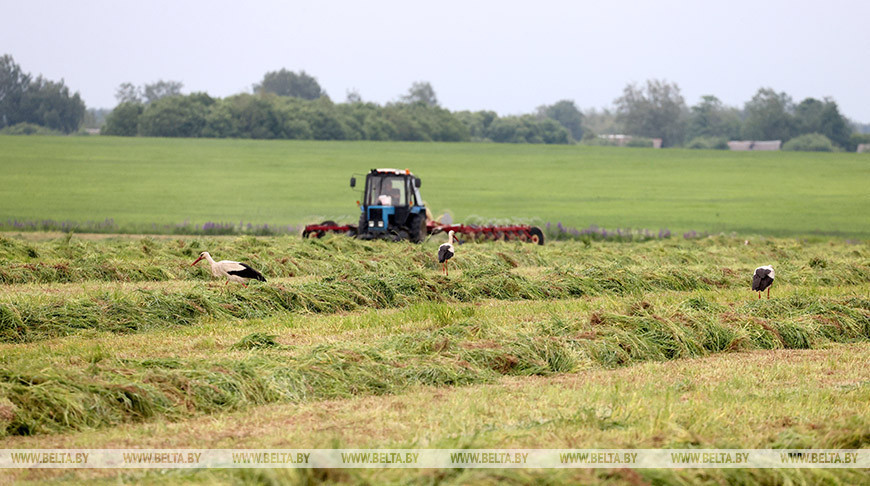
[1, 136, 868, 236]
[1, 233, 868, 484]
[1, 136, 868, 484]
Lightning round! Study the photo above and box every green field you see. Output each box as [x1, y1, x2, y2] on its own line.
[1, 136, 868, 236]
[0, 234, 868, 484]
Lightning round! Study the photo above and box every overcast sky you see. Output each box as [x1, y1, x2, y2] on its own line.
[4, 0, 869, 121]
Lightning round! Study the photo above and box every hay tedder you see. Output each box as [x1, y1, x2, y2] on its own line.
[302, 168, 544, 245]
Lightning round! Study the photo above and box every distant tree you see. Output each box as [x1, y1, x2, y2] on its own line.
[486, 117, 523, 143]
[381, 101, 468, 142]
[254, 69, 324, 99]
[400, 81, 438, 107]
[687, 95, 742, 141]
[537, 100, 583, 141]
[115, 82, 141, 104]
[686, 136, 730, 150]
[0, 55, 84, 132]
[793, 97, 851, 148]
[138, 93, 212, 137]
[142, 80, 184, 104]
[741, 88, 795, 142]
[486, 115, 569, 144]
[614, 79, 688, 147]
[455, 110, 497, 140]
[102, 102, 144, 136]
[204, 93, 284, 139]
[296, 97, 355, 140]
[17, 76, 85, 133]
[419, 105, 469, 141]
[269, 94, 301, 139]
[244, 94, 285, 138]
[538, 119, 571, 144]
[0, 54, 31, 128]
[782, 133, 834, 152]
[338, 101, 396, 140]
[282, 118, 313, 140]
[361, 115, 397, 141]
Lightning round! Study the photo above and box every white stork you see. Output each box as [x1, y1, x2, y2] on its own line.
[752, 265, 775, 299]
[191, 251, 266, 286]
[438, 230, 456, 276]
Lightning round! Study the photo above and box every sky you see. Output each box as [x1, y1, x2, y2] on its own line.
[3, 0, 869, 122]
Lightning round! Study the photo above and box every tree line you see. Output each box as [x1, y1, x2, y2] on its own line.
[101, 76, 574, 144]
[2, 54, 869, 150]
[0, 55, 85, 133]
[609, 80, 866, 151]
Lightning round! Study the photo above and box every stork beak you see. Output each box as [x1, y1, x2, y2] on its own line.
[191, 256, 204, 266]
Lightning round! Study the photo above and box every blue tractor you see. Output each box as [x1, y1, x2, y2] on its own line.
[351, 168, 429, 242]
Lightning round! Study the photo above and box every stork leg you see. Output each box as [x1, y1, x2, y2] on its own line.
[767, 287, 770, 300]
[757, 292, 761, 299]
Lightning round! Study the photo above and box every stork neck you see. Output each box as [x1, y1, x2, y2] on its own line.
[448, 232, 454, 245]
[203, 253, 216, 265]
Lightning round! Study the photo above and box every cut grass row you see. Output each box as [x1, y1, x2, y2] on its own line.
[2, 261, 867, 344]
[1, 232, 867, 285]
[1, 235, 867, 343]
[1, 287, 867, 438]
[0, 287, 864, 363]
[4, 345, 868, 485]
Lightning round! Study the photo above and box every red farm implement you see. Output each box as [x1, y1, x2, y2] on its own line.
[302, 168, 544, 245]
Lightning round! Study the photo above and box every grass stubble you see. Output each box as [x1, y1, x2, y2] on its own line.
[0, 233, 867, 485]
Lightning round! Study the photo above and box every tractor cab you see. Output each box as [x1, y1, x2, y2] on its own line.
[351, 168, 427, 241]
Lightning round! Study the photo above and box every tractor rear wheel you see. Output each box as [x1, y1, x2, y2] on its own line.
[528, 226, 545, 245]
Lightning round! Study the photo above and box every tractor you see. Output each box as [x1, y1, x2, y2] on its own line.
[354, 168, 429, 242]
[302, 168, 544, 245]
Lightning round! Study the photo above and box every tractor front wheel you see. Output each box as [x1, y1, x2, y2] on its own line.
[409, 215, 427, 243]
[357, 213, 367, 238]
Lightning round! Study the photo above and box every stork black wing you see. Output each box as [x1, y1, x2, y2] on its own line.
[438, 245, 454, 263]
[228, 263, 267, 282]
[752, 268, 771, 291]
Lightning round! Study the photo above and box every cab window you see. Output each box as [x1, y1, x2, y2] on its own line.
[367, 176, 407, 206]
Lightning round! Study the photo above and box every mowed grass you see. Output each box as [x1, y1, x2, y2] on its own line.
[1, 136, 869, 236]
[0, 237, 867, 431]
[3, 345, 868, 485]
[0, 234, 868, 484]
